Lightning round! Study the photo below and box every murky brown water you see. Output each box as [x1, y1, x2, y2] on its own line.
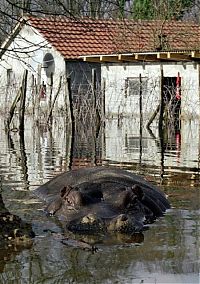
[0, 116, 199, 283]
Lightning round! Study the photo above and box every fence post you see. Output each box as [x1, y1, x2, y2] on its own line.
[19, 69, 28, 133]
[47, 76, 62, 124]
[6, 87, 21, 131]
[48, 73, 54, 124]
[35, 64, 41, 123]
[139, 73, 143, 164]
[66, 76, 75, 169]
[159, 67, 164, 134]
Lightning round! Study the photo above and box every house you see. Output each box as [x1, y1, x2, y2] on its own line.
[0, 16, 200, 122]
[80, 21, 200, 122]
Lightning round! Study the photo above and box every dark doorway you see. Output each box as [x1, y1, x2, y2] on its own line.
[163, 75, 181, 130]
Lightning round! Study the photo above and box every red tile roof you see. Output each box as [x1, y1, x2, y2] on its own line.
[26, 16, 200, 59]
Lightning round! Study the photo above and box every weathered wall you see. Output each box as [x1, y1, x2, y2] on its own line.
[101, 62, 200, 119]
[0, 23, 66, 115]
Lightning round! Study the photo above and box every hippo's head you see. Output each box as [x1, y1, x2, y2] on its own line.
[45, 184, 145, 234]
[35, 166, 170, 241]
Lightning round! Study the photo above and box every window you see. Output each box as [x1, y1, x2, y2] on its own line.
[125, 77, 147, 97]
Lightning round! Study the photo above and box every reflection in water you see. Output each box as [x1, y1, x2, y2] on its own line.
[105, 118, 200, 186]
[0, 115, 199, 283]
[0, 209, 199, 283]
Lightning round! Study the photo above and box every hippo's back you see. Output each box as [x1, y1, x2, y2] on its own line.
[34, 166, 169, 207]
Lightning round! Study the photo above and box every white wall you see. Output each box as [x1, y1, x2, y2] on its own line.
[0, 24, 67, 113]
[101, 62, 200, 119]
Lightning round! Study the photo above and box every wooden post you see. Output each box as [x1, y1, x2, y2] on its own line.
[146, 104, 160, 129]
[65, 120, 73, 171]
[19, 70, 28, 133]
[139, 74, 143, 165]
[31, 74, 35, 115]
[158, 67, 165, 182]
[92, 68, 97, 85]
[47, 76, 62, 124]
[19, 130, 29, 189]
[6, 87, 21, 131]
[0, 175, 2, 194]
[67, 77, 75, 129]
[159, 67, 164, 134]
[66, 77, 75, 170]
[198, 119, 200, 183]
[35, 64, 42, 123]
[101, 78, 106, 120]
[92, 68, 100, 165]
[64, 75, 69, 120]
[101, 78, 106, 164]
[92, 68, 97, 115]
[48, 73, 54, 124]
[198, 63, 200, 119]
[5, 69, 12, 114]
[7, 131, 15, 150]
[92, 68, 100, 124]
[63, 75, 71, 170]
[198, 63, 200, 181]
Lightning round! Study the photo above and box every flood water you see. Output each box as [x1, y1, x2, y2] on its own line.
[0, 115, 199, 284]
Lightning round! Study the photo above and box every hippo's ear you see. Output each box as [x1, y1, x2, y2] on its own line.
[131, 185, 144, 200]
[60, 186, 72, 197]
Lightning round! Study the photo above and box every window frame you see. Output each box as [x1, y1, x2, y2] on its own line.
[125, 76, 147, 98]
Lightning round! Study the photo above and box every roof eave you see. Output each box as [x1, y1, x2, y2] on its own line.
[80, 50, 200, 63]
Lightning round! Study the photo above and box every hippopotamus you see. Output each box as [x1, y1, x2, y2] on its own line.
[34, 167, 170, 235]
